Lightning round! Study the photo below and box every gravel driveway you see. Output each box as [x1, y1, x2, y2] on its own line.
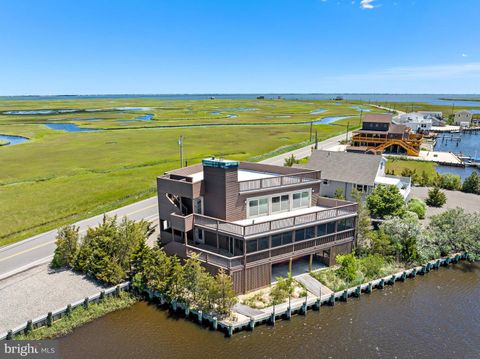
[0, 264, 105, 333]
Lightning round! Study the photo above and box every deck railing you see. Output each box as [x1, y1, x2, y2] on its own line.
[238, 170, 321, 192]
[186, 229, 355, 269]
[192, 202, 357, 238]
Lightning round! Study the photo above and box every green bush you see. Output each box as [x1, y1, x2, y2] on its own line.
[366, 185, 405, 219]
[336, 253, 359, 282]
[407, 198, 427, 219]
[437, 173, 462, 190]
[359, 254, 385, 279]
[425, 187, 447, 207]
[462, 172, 480, 194]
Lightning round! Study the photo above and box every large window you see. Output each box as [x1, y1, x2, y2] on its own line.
[247, 189, 311, 218]
[246, 237, 269, 253]
[338, 218, 355, 231]
[317, 222, 336, 236]
[294, 226, 315, 242]
[248, 198, 269, 217]
[271, 194, 289, 213]
[272, 232, 293, 247]
[292, 191, 310, 209]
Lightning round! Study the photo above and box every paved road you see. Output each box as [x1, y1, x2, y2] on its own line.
[0, 132, 348, 279]
[0, 197, 158, 279]
[260, 132, 352, 166]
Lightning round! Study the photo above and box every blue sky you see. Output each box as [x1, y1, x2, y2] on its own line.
[1, 0, 479, 95]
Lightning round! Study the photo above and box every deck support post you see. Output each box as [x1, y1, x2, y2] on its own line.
[270, 312, 276, 326]
[212, 317, 218, 330]
[366, 282, 372, 294]
[378, 279, 385, 289]
[197, 310, 203, 324]
[249, 318, 255, 330]
[329, 293, 335, 306]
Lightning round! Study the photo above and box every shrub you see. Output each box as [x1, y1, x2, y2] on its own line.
[425, 187, 447, 207]
[336, 253, 359, 282]
[462, 171, 480, 194]
[437, 173, 462, 190]
[359, 254, 385, 279]
[407, 198, 427, 219]
[51, 226, 79, 269]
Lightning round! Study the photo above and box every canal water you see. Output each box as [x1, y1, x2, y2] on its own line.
[434, 132, 480, 180]
[58, 262, 480, 359]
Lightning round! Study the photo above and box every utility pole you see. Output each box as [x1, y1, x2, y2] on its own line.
[178, 135, 184, 167]
[309, 121, 313, 142]
[315, 130, 318, 150]
[451, 103, 455, 115]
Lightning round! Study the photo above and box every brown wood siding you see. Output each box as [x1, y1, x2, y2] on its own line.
[329, 242, 353, 265]
[231, 270, 244, 293]
[245, 263, 271, 292]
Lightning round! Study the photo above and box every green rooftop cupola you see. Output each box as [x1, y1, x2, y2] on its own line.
[202, 157, 239, 169]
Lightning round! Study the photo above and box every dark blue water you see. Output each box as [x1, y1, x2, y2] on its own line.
[0, 134, 30, 146]
[436, 165, 479, 180]
[434, 132, 480, 160]
[434, 132, 480, 180]
[44, 123, 99, 132]
[2, 94, 480, 106]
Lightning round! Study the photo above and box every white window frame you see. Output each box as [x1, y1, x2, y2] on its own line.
[246, 189, 312, 218]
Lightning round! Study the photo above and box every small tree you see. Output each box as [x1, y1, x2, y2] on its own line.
[334, 187, 345, 200]
[380, 212, 423, 264]
[438, 173, 462, 190]
[284, 154, 300, 167]
[214, 269, 237, 316]
[462, 172, 480, 194]
[51, 225, 79, 268]
[370, 228, 395, 259]
[425, 187, 447, 207]
[351, 188, 373, 255]
[366, 184, 405, 219]
[419, 170, 430, 187]
[336, 253, 359, 282]
[407, 198, 427, 219]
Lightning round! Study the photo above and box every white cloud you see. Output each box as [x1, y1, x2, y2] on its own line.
[360, 0, 377, 9]
[462, 53, 468, 57]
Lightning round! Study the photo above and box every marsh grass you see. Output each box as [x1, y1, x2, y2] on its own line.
[14, 292, 137, 340]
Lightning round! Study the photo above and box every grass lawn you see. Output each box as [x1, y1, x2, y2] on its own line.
[385, 157, 438, 180]
[0, 98, 370, 246]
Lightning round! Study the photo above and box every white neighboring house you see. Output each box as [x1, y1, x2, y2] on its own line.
[454, 111, 473, 126]
[394, 112, 435, 133]
[297, 150, 411, 202]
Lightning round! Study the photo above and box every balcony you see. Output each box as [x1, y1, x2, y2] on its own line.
[185, 229, 356, 270]
[238, 170, 322, 193]
[193, 199, 357, 239]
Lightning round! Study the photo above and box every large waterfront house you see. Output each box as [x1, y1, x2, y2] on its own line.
[347, 114, 423, 156]
[157, 158, 358, 293]
[296, 150, 411, 202]
[393, 112, 444, 134]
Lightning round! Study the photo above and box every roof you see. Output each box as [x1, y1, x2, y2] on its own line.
[389, 123, 409, 134]
[302, 150, 382, 186]
[362, 113, 392, 123]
